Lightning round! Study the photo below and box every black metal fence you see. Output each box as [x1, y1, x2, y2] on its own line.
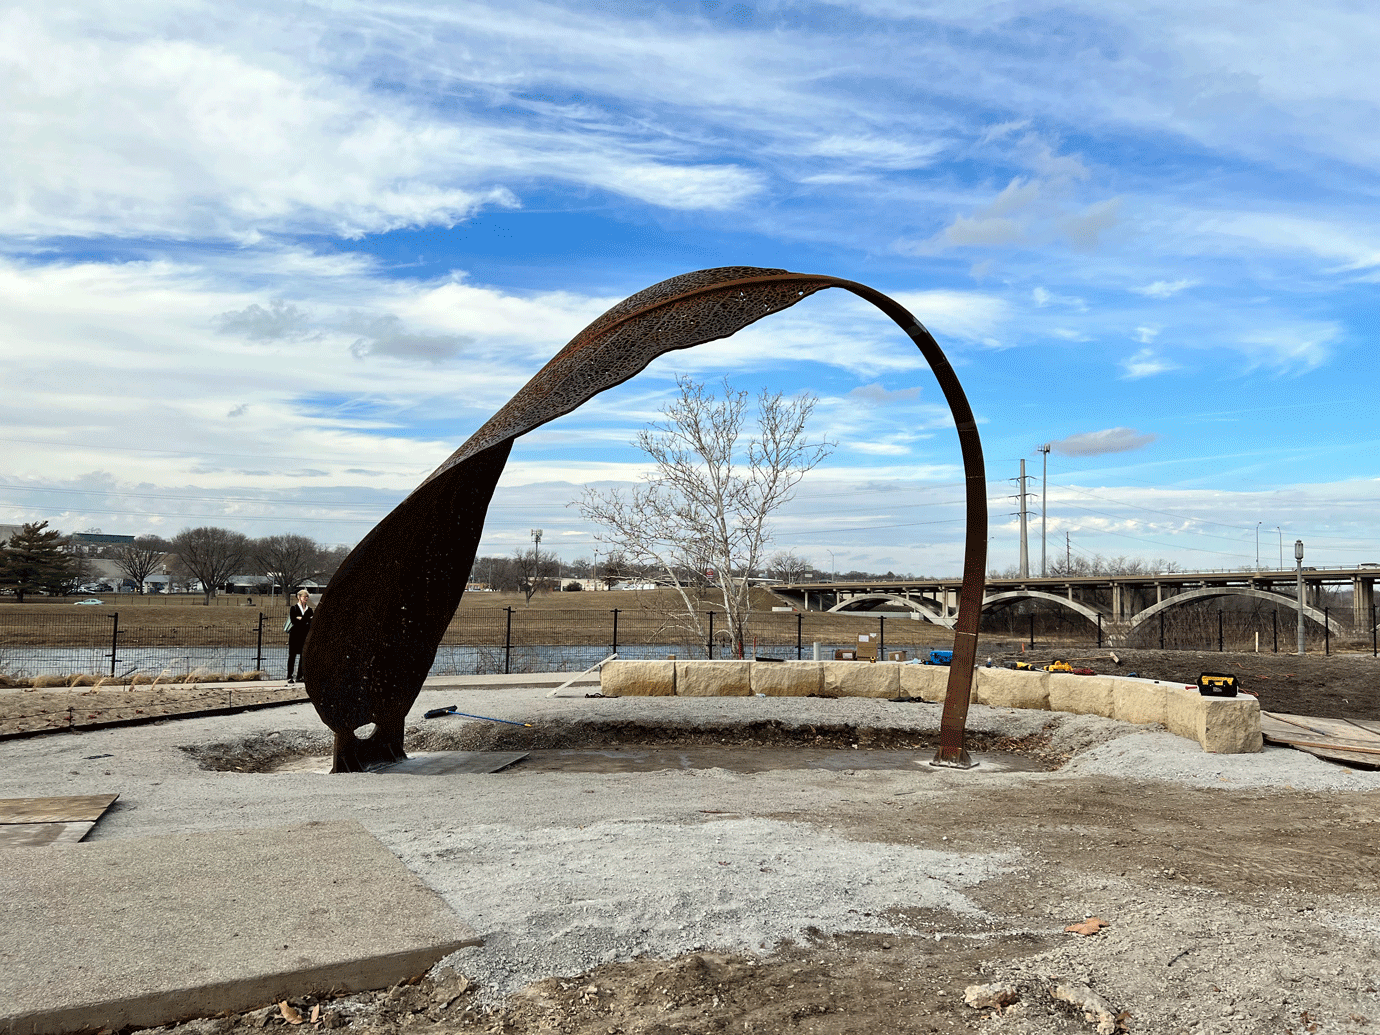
[2, 601, 1375, 683]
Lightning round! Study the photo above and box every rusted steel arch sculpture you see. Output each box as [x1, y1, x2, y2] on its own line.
[302, 267, 987, 772]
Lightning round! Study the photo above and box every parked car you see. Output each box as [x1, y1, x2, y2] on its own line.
[73, 598, 104, 606]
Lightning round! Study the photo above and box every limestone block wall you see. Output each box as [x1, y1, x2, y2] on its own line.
[598, 659, 1262, 753]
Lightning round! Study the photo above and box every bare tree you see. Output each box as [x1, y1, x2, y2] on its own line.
[254, 534, 323, 600]
[765, 549, 809, 583]
[115, 536, 171, 593]
[578, 376, 833, 656]
[513, 546, 558, 605]
[171, 526, 250, 604]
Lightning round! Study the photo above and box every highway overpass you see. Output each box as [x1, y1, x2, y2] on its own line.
[770, 566, 1380, 637]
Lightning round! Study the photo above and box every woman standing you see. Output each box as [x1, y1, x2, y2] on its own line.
[286, 588, 314, 683]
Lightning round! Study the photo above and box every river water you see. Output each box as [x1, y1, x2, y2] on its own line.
[0, 642, 836, 680]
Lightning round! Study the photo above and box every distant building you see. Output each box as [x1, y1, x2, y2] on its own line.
[69, 532, 135, 547]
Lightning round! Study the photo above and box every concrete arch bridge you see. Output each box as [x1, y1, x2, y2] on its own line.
[772, 567, 1377, 640]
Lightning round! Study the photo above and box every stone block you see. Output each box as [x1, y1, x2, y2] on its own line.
[973, 667, 1049, 710]
[899, 664, 948, 702]
[1047, 673, 1116, 717]
[600, 659, 675, 697]
[820, 661, 901, 698]
[676, 660, 751, 696]
[1112, 679, 1170, 726]
[750, 661, 822, 697]
[1166, 687, 1263, 753]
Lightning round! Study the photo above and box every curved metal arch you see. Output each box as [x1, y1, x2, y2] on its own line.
[827, 593, 956, 627]
[304, 267, 987, 771]
[981, 589, 1107, 628]
[1130, 586, 1342, 634]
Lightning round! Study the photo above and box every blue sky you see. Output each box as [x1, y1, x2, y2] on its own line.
[3, 0, 1378, 576]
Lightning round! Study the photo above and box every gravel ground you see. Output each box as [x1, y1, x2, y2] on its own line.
[3, 680, 1379, 1034]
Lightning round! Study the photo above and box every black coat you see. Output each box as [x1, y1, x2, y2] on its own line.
[288, 602, 314, 649]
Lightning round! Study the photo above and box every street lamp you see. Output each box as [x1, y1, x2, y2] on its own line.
[827, 550, 836, 581]
[1255, 521, 1261, 570]
[1295, 539, 1305, 655]
[1276, 527, 1283, 570]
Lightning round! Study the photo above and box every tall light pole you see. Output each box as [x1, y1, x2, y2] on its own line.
[531, 529, 543, 591]
[1276, 527, 1283, 570]
[1255, 521, 1261, 570]
[1038, 444, 1051, 577]
[827, 550, 836, 581]
[1295, 539, 1306, 655]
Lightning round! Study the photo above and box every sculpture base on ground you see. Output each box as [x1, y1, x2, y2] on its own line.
[929, 748, 976, 769]
[332, 725, 408, 774]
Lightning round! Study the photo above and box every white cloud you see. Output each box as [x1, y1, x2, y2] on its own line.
[1237, 324, 1339, 372]
[889, 289, 1012, 342]
[1195, 213, 1380, 270]
[1121, 348, 1177, 379]
[1031, 287, 1087, 310]
[1134, 279, 1196, 298]
[1133, 326, 1160, 344]
[1051, 427, 1159, 456]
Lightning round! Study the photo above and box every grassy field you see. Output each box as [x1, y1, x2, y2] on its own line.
[0, 587, 957, 653]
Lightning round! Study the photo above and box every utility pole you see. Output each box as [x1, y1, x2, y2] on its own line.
[1013, 460, 1030, 578]
[1066, 531, 1071, 572]
[1295, 539, 1306, 654]
[1038, 444, 1051, 577]
[531, 529, 543, 592]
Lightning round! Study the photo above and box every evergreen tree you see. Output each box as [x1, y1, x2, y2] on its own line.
[0, 521, 77, 602]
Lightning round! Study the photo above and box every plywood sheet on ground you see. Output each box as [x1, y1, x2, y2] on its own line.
[0, 820, 480, 1035]
[377, 751, 530, 776]
[0, 793, 119, 849]
[1262, 712, 1380, 769]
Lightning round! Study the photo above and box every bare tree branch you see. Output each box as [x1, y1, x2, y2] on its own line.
[115, 536, 171, 593]
[577, 375, 832, 655]
[171, 526, 250, 604]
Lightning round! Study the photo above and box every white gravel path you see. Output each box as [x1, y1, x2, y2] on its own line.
[3, 683, 1376, 1003]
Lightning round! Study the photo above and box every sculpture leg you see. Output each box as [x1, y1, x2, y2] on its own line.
[330, 715, 408, 773]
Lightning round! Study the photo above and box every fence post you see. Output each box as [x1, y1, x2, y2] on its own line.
[107, 612, 119, 678]
[1218, 610, 1223, 652]
[610, 608, 620, 656]
[256, 612, 264, 672]
[878, 615, 885, 659]
[796, 612, 803, 660]
[706, 611, 714, 659]
[1324, 607, 1330, 656]
[1028, 613, 1035, 650]
[1372, 605, 1376, 658]
[504, 607, 513, 675]
[1273, 609, 1278, 653]
[1159, 611, 1165, 650]
[1096, 614, 1102, 649]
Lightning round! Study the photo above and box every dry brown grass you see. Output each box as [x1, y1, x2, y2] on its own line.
[1, 587, 955, 653]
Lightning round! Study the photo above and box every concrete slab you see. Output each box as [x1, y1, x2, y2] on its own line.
[0, 820, 480, 1035]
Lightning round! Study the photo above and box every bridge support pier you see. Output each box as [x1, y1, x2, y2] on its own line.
[1355, 577, 1375, 631]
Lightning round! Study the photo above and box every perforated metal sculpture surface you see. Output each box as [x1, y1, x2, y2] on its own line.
[303, 268, 988, 772]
